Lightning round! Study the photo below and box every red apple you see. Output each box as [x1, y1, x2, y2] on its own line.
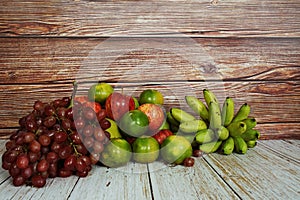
[105, 92, 135, 121]
[138, 103, 166, 135]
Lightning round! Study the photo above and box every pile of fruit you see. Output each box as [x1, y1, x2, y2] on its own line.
[1, 82, 260, 187]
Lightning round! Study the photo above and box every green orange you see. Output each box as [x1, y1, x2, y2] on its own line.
[118, 110, 149, 138]
[160, 135, 192, 165]
[132, 137, 160, 163]
[139, 89, 164, 105]
[100, 138, 132, 168]
[88, 83, 114, 104]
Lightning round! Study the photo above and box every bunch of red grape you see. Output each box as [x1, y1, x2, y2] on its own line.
[1, 96, 111, 187]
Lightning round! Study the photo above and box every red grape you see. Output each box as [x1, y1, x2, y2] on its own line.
[37, 159, 49, 172]
[76, 170, 88, 177]
[54, 131, 68, 144]
[31, 174, 46, 188]
[99, 119, 110, 130]
[69, 132, 82, 144]
[58, 168, 72, 178]
[96, 109, 106, 122]
[29, 140, 41, 153]
[82, 125, 94, 137]
[39, 134, 51, 146]
[76, 157, 87, 172]
[9, 163, 21, 178]
[46, 152, 59, 164]
[2, 96, 101, 188]
[93, 141, 104, 154]
[43, 116, 56, 128]
[21, 166, 33, 179]
[94, 127, 106, 142]
[75, 144, 88, 155]
[83, 107, 96, 121]
[74, 117, 85, 130]
[28, 151, 41, 163]
[44, 105, 55, 116]
[13, 175, 26, 187]
[24, 132, 35, 143]
[64, 155, 76, 171]
[58, 146, 73, 159]
[16, 154, 29, 169]
[183, 157, 195, 167]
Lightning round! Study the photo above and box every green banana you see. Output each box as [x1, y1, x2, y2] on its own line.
[185, 96, 209, 122]
[221, 137, 234, 155]
[170, 108, 196, 123]
[166, 111, 180, 127]
[215, 126, 229, 141]
[232, 103, 251, 123]
[233, 136, 248, 154]
[179, 119, 207, 133]
[246, 140, 257, 148]
[208, 102, 222, 130]
[221, 97, 235, 126]
[195, 129, 215, 144]
[199, 140, 222, 153]
[203, 89, 219, 106]
[227, 121, 247, 137]
[241, 129, 260, 141]
[242, 118, 257, 131]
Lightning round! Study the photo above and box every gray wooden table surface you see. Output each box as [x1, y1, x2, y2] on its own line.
[0, 139, 299, 200]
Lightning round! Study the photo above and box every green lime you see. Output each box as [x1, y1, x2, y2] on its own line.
[139, 89, 164, 105]
[88, 83, 114, 104]
[119, 110, 149, 138]
[100, 138, 132, 168]
[160, 135, 192, 165]
[132, 137, 160, 163]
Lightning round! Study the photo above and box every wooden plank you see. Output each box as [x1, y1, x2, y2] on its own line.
[0, 37, 299, 84]
[148, 160, 239, 199]
[259, 140, 300, 163]
[0, 175, 79, 200]
[204, 141, 300, 199]
[0, 0, 299, 37]
[285, 139, 300, 147]
[0, 176, 79, 200]
[0, 140, 10, 184]
[69, 163, 152, 200]
[257, 123, 300, 140]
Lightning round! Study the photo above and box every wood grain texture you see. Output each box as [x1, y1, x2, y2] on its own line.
[0, 37, 299, 84]
[259, 140, 300, 163]
[0, 0, 299, 37]
[0, 81, 299, 139]
[1, 140, 299, 199]
[205, 142, 300, 199]
[148, 161, 239, 199]
[0, 176, 79, 200]
[69, 163, 152, 200]
[257, 123, 300, 140]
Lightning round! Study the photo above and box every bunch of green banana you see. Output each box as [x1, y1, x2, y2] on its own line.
[181, 89, 260, 154]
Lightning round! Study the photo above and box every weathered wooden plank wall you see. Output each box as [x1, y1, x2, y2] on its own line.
[0, 0, 299, 139]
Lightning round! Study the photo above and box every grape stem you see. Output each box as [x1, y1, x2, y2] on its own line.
[73, 145, 82, 157]
[68, 81, 78, 109]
